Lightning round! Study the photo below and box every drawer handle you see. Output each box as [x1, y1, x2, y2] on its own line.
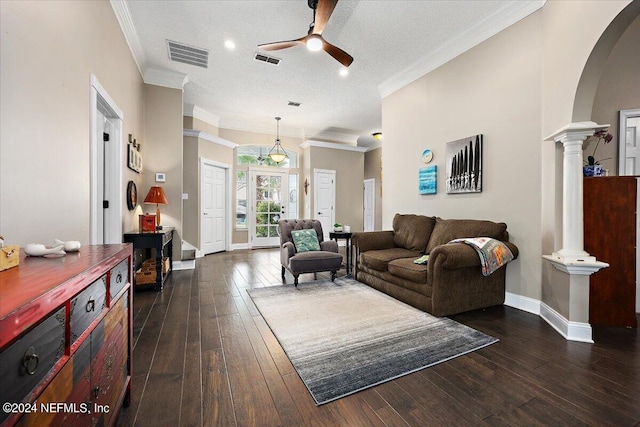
[22, 347, 39, 375]
[116, 273, 123, 283]
[86, 298, 96, 312]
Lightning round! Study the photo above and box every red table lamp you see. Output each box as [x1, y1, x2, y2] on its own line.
[144, 186, 168, 229]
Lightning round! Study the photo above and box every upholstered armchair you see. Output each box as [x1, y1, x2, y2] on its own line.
[278, 219, 343, 286]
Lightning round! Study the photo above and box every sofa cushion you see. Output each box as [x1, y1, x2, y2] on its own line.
[388, 257, 428, 283]
[360, 248, 422, 271]
[426, 218, 507, 253]
[393, 214, 436, 252]
[289, 251, 343, 271]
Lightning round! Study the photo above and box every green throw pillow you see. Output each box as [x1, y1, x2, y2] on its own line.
[291, 229, 321, 252]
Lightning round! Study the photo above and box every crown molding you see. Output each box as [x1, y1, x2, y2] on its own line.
[183, 129, 238, 149]
[301, 140, 369, 153]
[144, 68, 188, 89]
[184, 104, 220, 127]
[378, 0, 546, 98]
[110, 0, 146, 77]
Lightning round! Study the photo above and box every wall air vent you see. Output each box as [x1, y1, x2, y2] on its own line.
[167, 40, 209, 68]
[288, 101, 301, 107]
[254, 52, 281, 65]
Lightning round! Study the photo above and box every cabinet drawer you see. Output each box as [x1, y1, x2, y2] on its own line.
[70, 276, 106, 344]
[0, 307, 65, 414]
[110, 259, 129, 299]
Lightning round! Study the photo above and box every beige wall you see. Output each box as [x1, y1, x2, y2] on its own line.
[381, 0, 635, 320]
[364, 148, 383, 230]
[0, 0, 144, 245]
[382, 9, 543, 300]
[143, 84, 183, 259]
[182, 136, 200, 246]
[589, 14, 640, 174]
[184, 116, 220, 136]
[310, 147, 365, 233]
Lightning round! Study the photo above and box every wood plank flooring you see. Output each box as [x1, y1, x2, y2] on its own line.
[117, 248, 640, 426]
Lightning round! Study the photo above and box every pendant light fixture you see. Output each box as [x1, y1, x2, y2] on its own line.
[268, 116, 289, 164]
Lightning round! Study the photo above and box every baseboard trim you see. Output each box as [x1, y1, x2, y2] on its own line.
[172, 260, 196, 271]
[230, 243, 250, 251]
[540, 302, 593, 343]
[504, 292, 593, 343]
[504, 292, 540, 315]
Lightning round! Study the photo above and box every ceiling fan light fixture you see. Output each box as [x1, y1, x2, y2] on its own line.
[306, 35, 323, 52]
[268, 117, 289, 164]
[339, 68, 349, 77]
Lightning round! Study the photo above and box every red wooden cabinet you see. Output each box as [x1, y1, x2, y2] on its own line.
[584, 176, 638, 328]
[0, 245, 133, 427]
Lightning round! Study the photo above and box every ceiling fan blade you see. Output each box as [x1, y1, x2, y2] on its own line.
[313, 0, 338, 35]
[258, 37, 306, 51]
[323, 39, 353, 67]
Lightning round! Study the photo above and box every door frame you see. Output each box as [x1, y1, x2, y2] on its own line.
[363, 178, 375, 232]
[618, 108, 640, 175]
[90, 74, 123, 244]
[200, 157, 231, 253]
[248, 166, 289, 248]
[314, 168, 336, 240]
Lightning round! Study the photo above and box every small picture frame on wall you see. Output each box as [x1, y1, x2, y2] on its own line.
[155, 172, 166, 183]
[419, 165, 437, 195]
[127, 142, 143, 174]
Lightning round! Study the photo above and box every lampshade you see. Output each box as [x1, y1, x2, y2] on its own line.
[144, 186, 168, 228]
[143, 186, 168, 204]
[268, 117, 289, 164]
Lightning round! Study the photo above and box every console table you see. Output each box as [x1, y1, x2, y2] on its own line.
[330, 231, 353, 275]
[0, 244, 132, 427]
[123, 227, 174, 290]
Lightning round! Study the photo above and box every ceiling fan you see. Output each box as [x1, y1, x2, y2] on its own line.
[258, 0, 353, 67]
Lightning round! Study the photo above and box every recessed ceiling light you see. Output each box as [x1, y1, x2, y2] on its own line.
[339, 68, 349, 77]
[224, 40, 236, 50]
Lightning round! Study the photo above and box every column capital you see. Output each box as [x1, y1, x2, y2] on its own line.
[545, 121, 610, 144]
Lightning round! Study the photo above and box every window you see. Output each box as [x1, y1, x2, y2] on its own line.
[236, 171, 247, 229]
[236, 145, 297, 168]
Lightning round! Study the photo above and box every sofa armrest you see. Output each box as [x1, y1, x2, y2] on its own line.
[428, 243, 481, 270]
[320, 240, 339, 253]
[352, 231, 395, 253]
[428, 240, 519, 271]
[280, 241, 296, 266]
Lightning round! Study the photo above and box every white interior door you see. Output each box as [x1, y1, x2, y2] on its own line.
[619, 110, 640, 175]
[202, 162, 226, 254]
[363, 178, 375, 232]
[90, 75, 122, 245]
[249, 169, 288, 247]
[314, 169, 336, 240]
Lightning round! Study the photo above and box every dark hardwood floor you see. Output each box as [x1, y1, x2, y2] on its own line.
[116, 248, 640, 426]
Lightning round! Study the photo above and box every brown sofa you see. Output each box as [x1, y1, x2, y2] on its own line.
[353, 214, 519, 316]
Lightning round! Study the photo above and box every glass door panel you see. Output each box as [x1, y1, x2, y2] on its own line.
[249, 169, 288, 247]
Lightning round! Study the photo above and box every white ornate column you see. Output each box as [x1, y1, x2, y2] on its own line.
[542, 122, 609, 343]
[543, 121, 609, 274]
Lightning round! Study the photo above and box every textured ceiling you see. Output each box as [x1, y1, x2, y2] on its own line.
[123, 0, 544, 146]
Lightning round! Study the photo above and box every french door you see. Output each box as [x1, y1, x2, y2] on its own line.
[249, 169, 288, 247]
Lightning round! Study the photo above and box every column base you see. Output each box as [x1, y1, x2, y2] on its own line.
[543, 253, 609, 275]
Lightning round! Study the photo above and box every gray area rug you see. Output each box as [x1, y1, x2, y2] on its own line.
[247, 277, 498, 405]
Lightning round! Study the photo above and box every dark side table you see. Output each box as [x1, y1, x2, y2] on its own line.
[329, 231, 353, 275]
[123, 227, 174, 290]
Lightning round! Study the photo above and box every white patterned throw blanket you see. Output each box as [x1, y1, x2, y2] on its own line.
[449, 237, 514, 276]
